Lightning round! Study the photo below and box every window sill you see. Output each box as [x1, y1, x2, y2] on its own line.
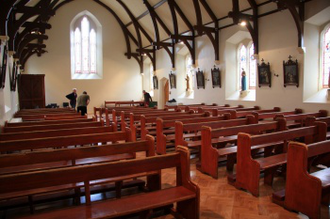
[226, 90, 256, 101]
[178, 90, 194, 100]
[71, 73, 102, 80]
[304, 89, 330, 104]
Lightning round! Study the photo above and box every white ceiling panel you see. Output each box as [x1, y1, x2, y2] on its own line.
[122, 0, 148, 17]
[174, 0, 197, 27]
[155, 4, 174, 36]
[100, 0, 132, 24]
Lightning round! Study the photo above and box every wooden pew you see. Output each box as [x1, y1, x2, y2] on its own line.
[0, 128, 132, 153]
[104, 100, 145, 108]
[200, 119, 287, 179]
[234, 107, 281, 118]
[274, 110, 327, 128]
[175, 116, 258, 154]
[0, 137, 155, 212]
[4, 117, 95, 127]
[0, 146, 200, 219]
[232, 122, 327, 197]
[306, 116, 330, 139]
[140, 112, 211, 140]
[272, 140, 330, 219]
[250, 108, 302, 120]
[16, 113, 85, 121]
[93, 107, 110, 126]
[111, 108, 172, 129]
[121, 109, 186, 131]
[0, 126, 112, 142]
[156, 114, 231, 154]
[2, 120, 104, 133]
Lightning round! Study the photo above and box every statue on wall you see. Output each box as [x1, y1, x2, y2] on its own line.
[241, 68, 246, 91]
[185, 75, 190, 91]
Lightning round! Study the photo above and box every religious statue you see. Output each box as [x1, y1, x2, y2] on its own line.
[185, 75, 190, 91]
[241, 68, 246, 91]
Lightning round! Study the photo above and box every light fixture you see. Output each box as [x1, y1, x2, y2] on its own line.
[142, 53, 147, 56]
[240, 20, 247, 26]
[179, 41, 184, 45]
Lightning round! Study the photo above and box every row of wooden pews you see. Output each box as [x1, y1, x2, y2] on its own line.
[0, 108, 200, 218]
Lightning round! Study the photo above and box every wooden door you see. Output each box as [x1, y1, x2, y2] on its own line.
[164, 80, 169, 106]
[18, 74, 45, 109]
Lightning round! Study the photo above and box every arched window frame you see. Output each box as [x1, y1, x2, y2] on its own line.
[237, 42, 256, 90]
[70, 11, 103, 80]
[320, 23, 330, 89]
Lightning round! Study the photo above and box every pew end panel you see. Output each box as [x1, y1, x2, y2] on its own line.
[176, 146, 200, 219]
[200, 126, 220, 179]
[284, 142, 323, 219]
[156, 118, 167, 155]
[235, 133, 261, 197]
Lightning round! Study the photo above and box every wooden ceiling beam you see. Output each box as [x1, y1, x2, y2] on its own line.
[228, 0, 259, 54]
[143, 0, 160, 49]
[117, 0, 153, 48]
[126, 0, 167, 27]
[94, 0, 136, 60]
[168, 0, 178, 43]
[0, 0, 17, 35]
[274, 0, 305, 48]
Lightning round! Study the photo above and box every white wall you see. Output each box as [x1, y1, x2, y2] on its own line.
[0, 54, 19, 127]
[25, 0, 142, 112]
[147, 1, 330, 112]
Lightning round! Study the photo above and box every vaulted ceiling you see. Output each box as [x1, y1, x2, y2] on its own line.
[0, 0, 309, 71]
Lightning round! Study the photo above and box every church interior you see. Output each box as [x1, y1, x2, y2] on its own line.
[0, 0, 330, 218]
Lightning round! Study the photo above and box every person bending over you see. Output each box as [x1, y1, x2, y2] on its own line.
[77, 91, 90, 116]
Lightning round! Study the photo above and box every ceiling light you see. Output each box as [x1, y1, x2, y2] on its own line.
[240, 21, 247, 26]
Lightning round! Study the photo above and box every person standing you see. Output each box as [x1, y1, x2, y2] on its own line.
[77, 91, 90, 116]
[143, 90, 152, 107]
[65, 88, 77, 109]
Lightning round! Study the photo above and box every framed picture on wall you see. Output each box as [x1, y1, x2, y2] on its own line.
[257, 59, 271, 87]
[211, 66, 221, 88]
[283, 55, 298, 87]
[196, 68, 205, 89]
[169, 72, 176, 89]
[153, 75, 158, 89]
[0, 44, 8, 89]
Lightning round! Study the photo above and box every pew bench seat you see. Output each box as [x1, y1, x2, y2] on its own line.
[255, 153, 287, 169]
[23, 186, 196, 219]
[311, 168, 330, 188]
[0, 153, 134, 175]
[0, 171, 156, 201]
[187, 135, 238, 149]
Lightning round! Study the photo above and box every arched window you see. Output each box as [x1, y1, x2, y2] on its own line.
[238, 43, 256, 90]
[70, 11, 102, 80]
[249, 44, 256, 89]
[321, 24, 330, 88]
[149, 64, 154, 97]
[185, 55, 194, 92]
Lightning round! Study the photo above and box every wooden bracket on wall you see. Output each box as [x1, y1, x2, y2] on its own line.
[193, 0, 220, 61]
[153, 42, 175, 68]
[228, 0, 259, 54]
[274, 0, 305, 48]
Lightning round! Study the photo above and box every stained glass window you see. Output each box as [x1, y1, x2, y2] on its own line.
[322, 25, 330, 88]
[73, 16, 97, 74]
[238, 43, 256, 90]
[249, 44, 256, 89]
[185, 55, 194, 91]
[239, 45, 247, 90]
[74, 28, 81, 73]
